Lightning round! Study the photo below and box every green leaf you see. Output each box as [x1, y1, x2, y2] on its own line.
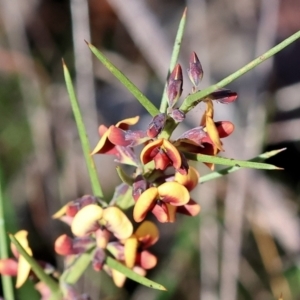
[0, 173, 14, 300]
[180, 30, 300, 113]
[9, 234, 61, 298]
[62, 61, 104, 198]
[184, 152, 283, 170]
[159, 7, 187, 113]
[106, 256, 166, 291]
[86, 42, 159, 117]
[199, 148, 286, 183]
[60, 248, 94, 285]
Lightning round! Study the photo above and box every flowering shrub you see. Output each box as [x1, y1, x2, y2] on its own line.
[1, 7, 298, 300]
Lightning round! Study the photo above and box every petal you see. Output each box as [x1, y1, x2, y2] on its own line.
[216, 121, 235, 138]
[153, 151, 172, 171]
[133, 187, 158, 223]
[206, 116, 224, 151]
[138, 250, 157, 269]
[205, 99, 214, 119]
[209, 89, 237, 104]
[108, 126, 132, 147]
[175, 166, 200, 191]
[162, 139, 182, 170]
[166, 204, 177, 223]
[157, 182, 190, 206]
[95, 229, 111, 249]
[176, 126, 207, 147]
[135, 221, 159, 248]
[54, 234, 77, 255]
[111, 267, 127, 288]
[140, 139, 164, 165]
[123, 130, 149, 146]
[16, 245, 32, 288]
[0, 258, 18, 276]
[116, 116, 140, 129]
[52, 203, 70, 219]
[177, 199, 201, 216]
[151, 203, 170, 223]
[98, 124, 108, 136]
[124, 236, 138, 269]
[91, 128, 114, 155]
[35, 281, 52, 300]
[71, 204, 103, 237]
[102, 207, 133, 240]
[132, 266, 146, 277]
[11, 230, 29, 259]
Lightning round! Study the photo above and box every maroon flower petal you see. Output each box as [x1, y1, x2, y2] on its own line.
[151, 202, 170, 223]
[177, 199, 201, 216]
[215, 121, 235, 138]
[108, 126, 132, 147]
[209, 89, 237, 104]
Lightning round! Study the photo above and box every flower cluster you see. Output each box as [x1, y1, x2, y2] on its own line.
[1, 51, 238, 293]
[53, 195, 159, 288]
[91, 51, 237, 224]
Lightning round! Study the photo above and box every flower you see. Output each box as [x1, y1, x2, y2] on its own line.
[174, 166, 201, 217]
[0, 231, 32, 288]
[91, 116, 149, 166]
[105, 221, 159, 287]
[92, 116, 140, 155]
[71, 204, 133, 240]
[52, 195, 98, 226]
[133, 181, 190, 222]
[140, 138, 188, 174]
[175, 121, 234, 169]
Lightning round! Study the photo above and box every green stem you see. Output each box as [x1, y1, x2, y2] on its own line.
[180, 30, 300, 113]
[0, 173, 14, 300]
[63, 61, 104, 198]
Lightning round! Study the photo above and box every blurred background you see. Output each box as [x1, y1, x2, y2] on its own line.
[1, 0, 300, 299]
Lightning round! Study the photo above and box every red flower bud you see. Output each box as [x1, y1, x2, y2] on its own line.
[147, 113, 166, 138]
[167, 64, 183, 108]
[187, 51, 203, 87]
[169, 108, 185, 123]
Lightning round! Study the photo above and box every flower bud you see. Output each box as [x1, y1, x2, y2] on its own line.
[54, 234, 76, 256]
[147, 113, 166, 138]
[167, 64, 183, 108]
[187, 51, 203, 87]
[169, 108, 185, 123]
